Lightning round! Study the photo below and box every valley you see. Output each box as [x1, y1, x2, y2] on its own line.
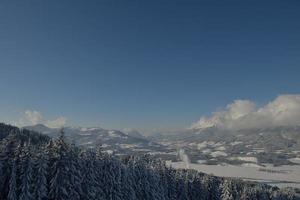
[25, 124, 300, 188]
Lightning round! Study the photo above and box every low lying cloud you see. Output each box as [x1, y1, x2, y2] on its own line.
[17, 110, 67, 128]
[190, 95, 300, 130]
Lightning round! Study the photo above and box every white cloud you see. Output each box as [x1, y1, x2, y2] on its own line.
[23, 110, 43, 125]
[45, 117, 67, 128]
[17, 110, 67, 128]
[190, 95, 300, 130]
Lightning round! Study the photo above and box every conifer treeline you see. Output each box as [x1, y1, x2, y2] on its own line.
[0, 124, 298, 200]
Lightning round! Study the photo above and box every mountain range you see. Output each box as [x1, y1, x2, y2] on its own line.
[24, 124, 300, 166]
[24, 124, 165, 157]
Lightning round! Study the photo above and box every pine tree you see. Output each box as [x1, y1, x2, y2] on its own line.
[166, 168, 177, 200]
[34, 148, 48, 200]
[120, 165, 136, 200]
[100, 154, 122, 200]
[0, 132, 19, 198]
[80, 149, 99, 200]
[203, 175, 221, 200]
[18, 143, 34, 200]
[68, 144, 82, 200]
[281, 187, 297, 200]
[8, 160, 17, 200]
[240, 186, 257, 200]
[186, 172, 204, 200]
[175, 170, 188, 200]
[49, 129, 72, 200]
[221, 179, 234, 200]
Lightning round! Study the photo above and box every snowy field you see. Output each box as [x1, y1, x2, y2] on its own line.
[170, 162, 300, 189]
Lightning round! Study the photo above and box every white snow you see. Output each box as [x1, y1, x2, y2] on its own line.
[132, 148, 151, 152]
[119, 144, 138, 148]
[241, 163, 261, 168]
[229, 141, 243, 146]
[105, 150, 113, 154]
[289, 157, 300, 164]
[108, 131, 123, 138]
[210, 151, 228, 157]
[170, 162, 300, 188]
[80, 141, 93, 145]
[233, 156, 258, 163]
[202, 149, 212, 154]
[197, 141, 222, 150]
[252, 148, 265, 153]
[101, 144, 111, 148]
[80, 127, 100, 132]
[197, 142, 207, 150]
[215, 146, 226, 151]
[197, 160, 207, 164]
[213, 142, 224, 147]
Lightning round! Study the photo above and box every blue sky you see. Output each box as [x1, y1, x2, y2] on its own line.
[0, 0, 299, 131]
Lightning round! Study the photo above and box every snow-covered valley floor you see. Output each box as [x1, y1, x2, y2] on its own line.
[170, 162, 300, 189]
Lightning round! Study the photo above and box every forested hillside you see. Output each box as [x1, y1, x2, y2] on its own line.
[0, 123, 49, 145]
[0, 123, 298, 200]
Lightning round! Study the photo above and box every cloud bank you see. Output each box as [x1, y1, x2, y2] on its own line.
[17, 110, 67, 128]
[190, 95, 300, 130]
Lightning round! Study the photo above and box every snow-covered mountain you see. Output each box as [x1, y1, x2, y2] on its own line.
[24, 124, 300, 166]
[122, 128, 146, 139]
[24, 124, 164, 156]
[152, 126, 300, 166]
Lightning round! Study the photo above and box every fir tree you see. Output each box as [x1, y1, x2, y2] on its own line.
[221, 179, 234, 200]
[8, 160, 17, 200]
[18, 143, 34, 200]
[68, 144, 82, 200]
[80, 149, 99, 200]
[49, 129, 71, 200]
[34, 148, 48, 200]
[0, 132, 19, 198]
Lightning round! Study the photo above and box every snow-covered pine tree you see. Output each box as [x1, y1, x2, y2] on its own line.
[230, 179, 242, 199]
[221, 179, 234, 200]
[18, 142, 34, 200]
[34, 147, 48, 200]
[186, 171, 204, 200]
[8, 159, 17, 200]
[175, 170, 188, 200]
[143, 163, 162, 200]
[110, 159, 124, 200]
[121, 156, 139, 200]
[240, 186, 258, 200]
[68, 143, 82, 200]
[153, 160, 171, 200]
[165, 167, 177, 200]
[99, 153, 123, 200]
[281, 187, 297, 200]
[125, 156, 141, 199]
[49, 129, 72, 200]
[254, 184, 270, 200]
[0, 132, 19, 198]
[0, 159, 3, 191]
[120, 164, 136, 200]
[80, 149, 99, 200]
[270, 189, 291, 200]
[129, 156, 151, 200]
[203, 175, 221, 200]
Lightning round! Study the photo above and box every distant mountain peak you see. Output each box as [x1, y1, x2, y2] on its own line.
[23, 123, 53, 132]
[122, 128, 145, 139]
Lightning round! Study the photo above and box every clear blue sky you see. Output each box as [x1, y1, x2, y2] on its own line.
[0, 0, 299, 130]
